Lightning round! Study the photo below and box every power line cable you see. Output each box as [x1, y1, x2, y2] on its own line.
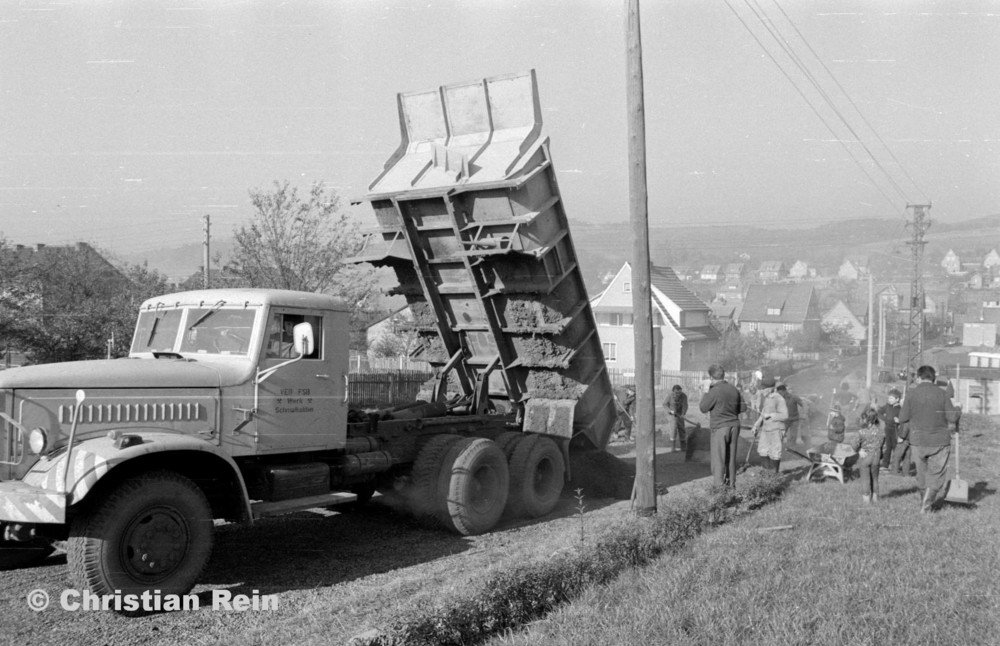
[741, 0, 913, 208]
[769, 0, 930, 204]
[722, 0, 905, 216]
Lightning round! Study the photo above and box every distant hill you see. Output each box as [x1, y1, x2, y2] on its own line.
[122, 214, 1000, 294]
[120, 240, 235, 285]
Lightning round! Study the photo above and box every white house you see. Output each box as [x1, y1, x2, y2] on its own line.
[591, 263, 719, 372]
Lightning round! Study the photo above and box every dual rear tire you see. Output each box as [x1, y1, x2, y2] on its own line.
[409, 433, 565, 535]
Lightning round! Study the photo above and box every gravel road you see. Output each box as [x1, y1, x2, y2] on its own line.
[0, 449, 714, 646]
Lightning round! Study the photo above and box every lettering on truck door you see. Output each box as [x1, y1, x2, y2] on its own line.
[254, 310, 345, 453]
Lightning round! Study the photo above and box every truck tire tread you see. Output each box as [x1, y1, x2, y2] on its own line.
[408, 434, 462, 522]
[508, 435, 565, 518]
[67, 470, 214, 603]
[443, 438, 509, 535]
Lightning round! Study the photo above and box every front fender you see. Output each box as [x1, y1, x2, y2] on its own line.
[14, 431, 251, 523]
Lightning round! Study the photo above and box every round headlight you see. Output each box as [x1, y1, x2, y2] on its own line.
[28, 428, 48, 455]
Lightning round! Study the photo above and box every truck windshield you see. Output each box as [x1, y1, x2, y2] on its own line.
[131, 307, 259, 356]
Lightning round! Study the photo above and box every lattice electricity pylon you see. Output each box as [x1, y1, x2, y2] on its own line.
[905, 204, 931, 382]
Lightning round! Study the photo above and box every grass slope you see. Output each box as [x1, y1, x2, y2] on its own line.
[489, 415, 1000, 646]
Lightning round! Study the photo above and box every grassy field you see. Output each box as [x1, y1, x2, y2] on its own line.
[487, 415, 1000, 646]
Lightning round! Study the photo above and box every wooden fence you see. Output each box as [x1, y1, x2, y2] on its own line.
[607, 368, 707, 406]
[348, 352, 430, 373]
[348, 370, 433, 409]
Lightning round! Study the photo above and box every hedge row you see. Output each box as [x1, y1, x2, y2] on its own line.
[353, 469, 785, 646]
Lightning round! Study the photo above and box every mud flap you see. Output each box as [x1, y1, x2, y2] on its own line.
[523, 398, 576, 439]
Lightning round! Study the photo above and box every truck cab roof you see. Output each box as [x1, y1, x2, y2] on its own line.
[139, 288, 350, 312]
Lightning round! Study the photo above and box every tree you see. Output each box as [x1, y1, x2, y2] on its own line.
[716, 328, 773, 372]
[229, 181, 383, 348]
[820, 321, 856, 354]
[4, 244, 170, 363]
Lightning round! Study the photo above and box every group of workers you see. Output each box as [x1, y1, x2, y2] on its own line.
[696, 363, 960, 514]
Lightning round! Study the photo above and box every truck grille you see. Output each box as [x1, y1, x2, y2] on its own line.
[59, 401, 204, 425]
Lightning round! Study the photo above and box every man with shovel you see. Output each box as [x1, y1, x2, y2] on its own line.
[699, 365, 747, 487]
[898, 365, 960, 514]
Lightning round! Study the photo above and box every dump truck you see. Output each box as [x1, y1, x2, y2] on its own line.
[0, 71, 617, 599]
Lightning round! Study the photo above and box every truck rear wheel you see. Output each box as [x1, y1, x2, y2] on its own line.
[0, 539, 55, 570]
[408, 434, 462, 521]
[68, 470, 214, 599]
[508, 435, 565, 518]
[439, 438, 509, 535]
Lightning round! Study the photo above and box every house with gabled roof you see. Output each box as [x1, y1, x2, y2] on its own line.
[723, 263, 747, 283]
[941, 249, 962, 275]
[739, 283, 821, 343]
[757, 260, 786, 282]
[590, 262, 720, 371]
[787, 260, 810, 280]
[822, 300, 867, 347]
[699, 264, 722, 283]
[838, 257, 870, 281]
[984, 249, 1000, 270]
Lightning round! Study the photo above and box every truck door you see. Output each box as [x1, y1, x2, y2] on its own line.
[254, 309, 348, 453]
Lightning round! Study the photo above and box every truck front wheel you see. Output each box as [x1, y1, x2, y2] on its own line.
[68, 470, 214, 598]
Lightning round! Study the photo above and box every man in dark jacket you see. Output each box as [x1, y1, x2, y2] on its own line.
[666, 384, 691, 459]
[899, 365, 960, 513]
[699, 364, 746, 487]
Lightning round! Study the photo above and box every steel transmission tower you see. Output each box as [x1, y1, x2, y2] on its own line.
[905, 204, 931, 382]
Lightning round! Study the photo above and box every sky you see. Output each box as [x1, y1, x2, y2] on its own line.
[1, 0, 998, 261]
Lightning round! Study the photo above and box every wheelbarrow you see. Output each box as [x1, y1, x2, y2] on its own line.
[786, 441, 858, 484]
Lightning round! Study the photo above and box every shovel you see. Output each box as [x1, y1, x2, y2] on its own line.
[945, 432, 970, 505]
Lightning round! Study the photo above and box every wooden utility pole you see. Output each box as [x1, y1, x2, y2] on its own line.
[203, 214, 211, 289]
[626, 0, 656, 515]
[866, 271, 874, 389]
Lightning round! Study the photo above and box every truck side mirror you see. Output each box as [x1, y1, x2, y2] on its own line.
[293, 322, 314, 357]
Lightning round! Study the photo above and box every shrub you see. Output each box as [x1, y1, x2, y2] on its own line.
[360, 470, 785, 646]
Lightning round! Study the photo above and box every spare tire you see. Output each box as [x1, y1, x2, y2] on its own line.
[438, 438, 509, 535]
[508, 435, 565, 518]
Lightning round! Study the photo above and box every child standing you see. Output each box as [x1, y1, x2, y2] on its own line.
[877, 389, 902, 473]
[852, 407, 886, 504]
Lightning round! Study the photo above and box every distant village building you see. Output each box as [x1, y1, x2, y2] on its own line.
[940, 350, 1000, 415]
[757, 260, 786, 283]
[941, 248, 962, 275]
[699, 264, 722, 283]
[591, 263, 719, 372]
[984, 248, 1000, 270]
[822, 300, 868, 347]
[787, 260, 809, 280]
[739, 283, 821, 344]
[723, 263, 747, 284]
[838, 257, 869, 281]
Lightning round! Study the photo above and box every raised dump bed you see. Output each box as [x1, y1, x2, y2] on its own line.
[353, 71, 616, 451]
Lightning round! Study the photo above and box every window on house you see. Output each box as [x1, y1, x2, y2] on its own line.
[767, 307, 781, 316]
[783, 323, 794, 332]
[623, 282, 631, 293]
[602, 342, 617, 361]
[747, 322, 759, 332]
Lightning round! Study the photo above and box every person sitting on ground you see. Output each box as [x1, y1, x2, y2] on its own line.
[851, 407, 885, 504]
